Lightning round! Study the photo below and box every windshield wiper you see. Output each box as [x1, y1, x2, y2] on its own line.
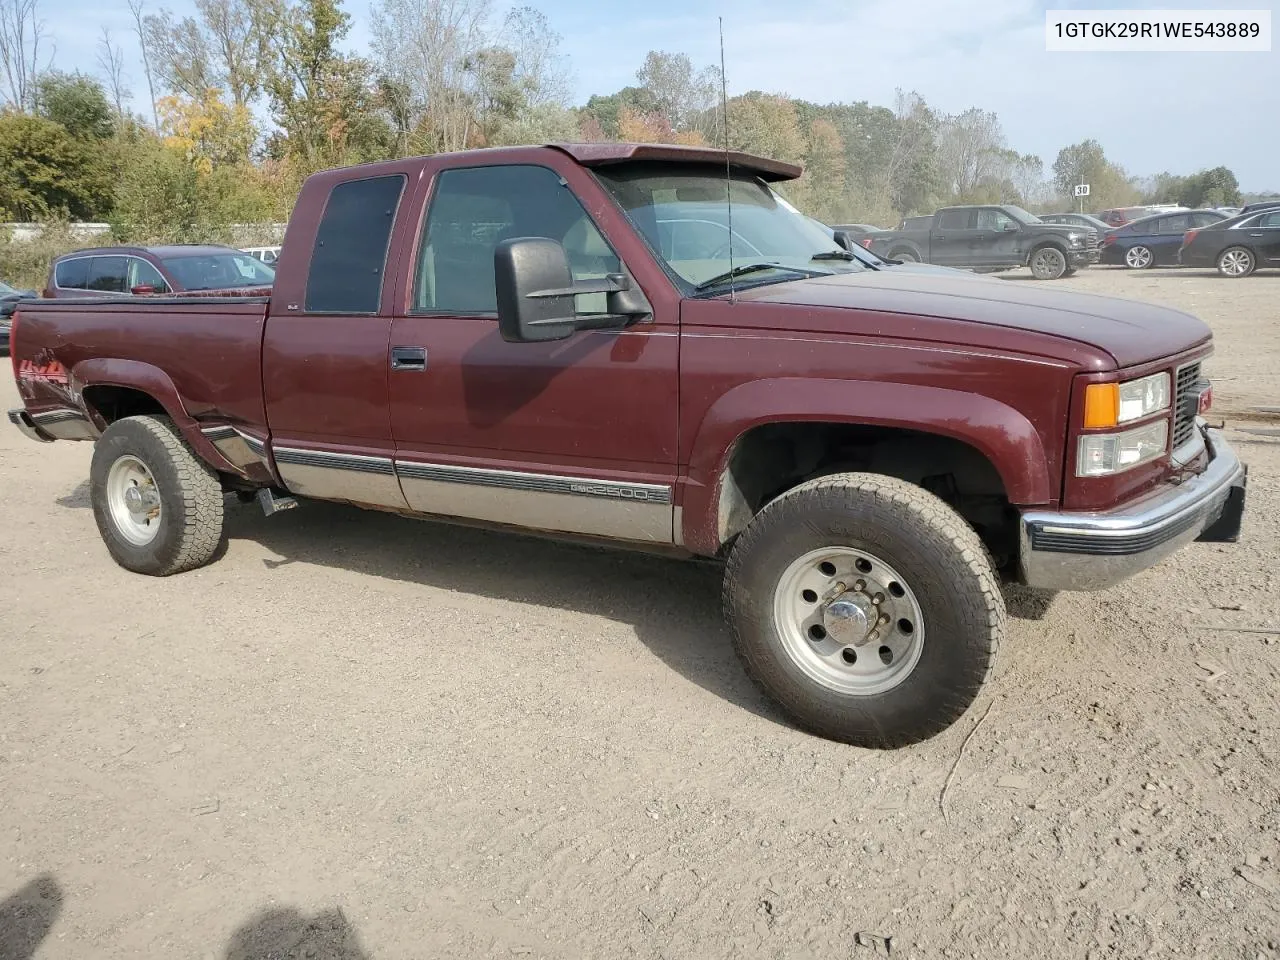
[811, 250, 856, 261]
[692, 263, 822, 293]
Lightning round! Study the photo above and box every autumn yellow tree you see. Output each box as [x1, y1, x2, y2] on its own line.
[158, 88, 256, 173]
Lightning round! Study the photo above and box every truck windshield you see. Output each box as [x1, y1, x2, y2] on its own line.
[160, 253, 276, 291]
[594, 163, 866, 293]
[1004, 206, 1042, 225]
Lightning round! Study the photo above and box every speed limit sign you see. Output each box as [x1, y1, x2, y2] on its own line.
[1073, 184, 1090, 197]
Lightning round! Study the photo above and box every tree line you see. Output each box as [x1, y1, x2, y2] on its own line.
[0, 0, 1265, 245]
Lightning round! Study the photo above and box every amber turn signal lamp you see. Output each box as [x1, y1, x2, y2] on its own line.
[1082, 383, 1120, 429]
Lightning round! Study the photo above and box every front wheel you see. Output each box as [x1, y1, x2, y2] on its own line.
[891, 250, 919, 263]
[722, 473, 1005, 748]
[1218, 246, 1255, 278]
[90, 415, 226, 576]
[1029, 246, 1068, 280]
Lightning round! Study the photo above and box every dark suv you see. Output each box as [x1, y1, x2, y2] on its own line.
[45, 245, 275, 298]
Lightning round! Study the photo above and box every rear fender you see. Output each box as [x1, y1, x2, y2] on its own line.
[72, 358, 252, 479]
[680, 377, 1053, 554]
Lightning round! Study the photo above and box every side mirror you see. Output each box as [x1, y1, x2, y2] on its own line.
[1001, 221, 1019, 232]
[131, 284, 156, 295]
[494, 237, 647, 344]
[832, 230, 856, 251]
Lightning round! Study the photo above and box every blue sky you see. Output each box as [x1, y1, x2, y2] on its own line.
[50, 0, 1280, 190]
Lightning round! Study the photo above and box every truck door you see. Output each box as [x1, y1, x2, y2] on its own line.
[930, 208, 978, 265]
[387, 159, 680, 544]
[975, 207, 1022, 265]
[261, 170, 416, 511]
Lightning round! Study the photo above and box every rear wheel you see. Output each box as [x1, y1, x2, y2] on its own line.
[90, 415, 225, 576]
[1218, 246, 1255, 278]
[722, 473, 1004, 747]
[1124, 245, 1154, 269]
[1029, 246, 1068, 280]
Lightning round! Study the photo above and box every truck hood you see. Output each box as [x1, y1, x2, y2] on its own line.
[733, 270, 1211, 368]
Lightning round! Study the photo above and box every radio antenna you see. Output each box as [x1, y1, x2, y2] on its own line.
[719, 16, 735, 302]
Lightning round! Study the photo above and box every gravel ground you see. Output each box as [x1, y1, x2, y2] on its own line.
[3, 266, 1280, 960]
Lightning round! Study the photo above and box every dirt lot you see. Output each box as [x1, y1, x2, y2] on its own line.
[3, 266, 1280, 960]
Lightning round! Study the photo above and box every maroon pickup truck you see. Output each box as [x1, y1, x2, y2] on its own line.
[8, 142, 1247, 748]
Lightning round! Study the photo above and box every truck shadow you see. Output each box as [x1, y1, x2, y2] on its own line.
[220, 498, 1053, 724]
[221, 498, 787, 727]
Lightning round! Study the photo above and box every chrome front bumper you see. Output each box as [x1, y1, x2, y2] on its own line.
[1020, 426, 1246, 591]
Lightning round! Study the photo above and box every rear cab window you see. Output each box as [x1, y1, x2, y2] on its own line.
[937, 209, 972, 230]
[305, 175, 407, 313]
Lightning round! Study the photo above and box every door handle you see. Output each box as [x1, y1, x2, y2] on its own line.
[1249, 232, 1264, 237]
[934, 235, 946, 241]
[390, 346, 427, 371]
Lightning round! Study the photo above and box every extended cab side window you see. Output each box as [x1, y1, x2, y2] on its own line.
[937, 209, 972, 230]
[415, 164, 620, 316]
[305, 175, 406, 313]
[1259, 212, 1280, 228]
[86, 256, 128, 293]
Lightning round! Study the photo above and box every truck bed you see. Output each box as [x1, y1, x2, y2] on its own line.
[11, 297, 272, 445]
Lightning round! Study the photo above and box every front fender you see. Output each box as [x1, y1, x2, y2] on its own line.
[680, 377, 1052, 554]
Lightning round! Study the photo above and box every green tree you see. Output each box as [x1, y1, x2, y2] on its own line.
[1052, 139, 1137, 210]
[264, 0, 392, 167]
[34, 71, 114, 140]
[0, 112, 112, 219]
[581, 86, 659, 139]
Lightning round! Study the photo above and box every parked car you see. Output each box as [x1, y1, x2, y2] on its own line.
[1098, 206, 1163, 228]
[1099, 210, 1228, 269]
[1179, 207, 1280, 277]
[863, 204, 1097, 279]
[830, 223, 881, 238]
[8, 142, 1246, 749]
[1239, 199, 1280, 216]
[896, 215, 934, 231]
[0, 280, 39, 355]
[241, 245, 282, 265]
[1040, 213, 1114, 234]
[45, 245, 275, 298]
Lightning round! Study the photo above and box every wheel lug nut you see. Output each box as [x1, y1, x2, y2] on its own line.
[854, 579, 865, 592]
[872, 593, 884, 605]
[879, 614, 890, 625]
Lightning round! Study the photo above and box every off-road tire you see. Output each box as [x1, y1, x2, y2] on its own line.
[90, 415, 225, 576]
[1029, 245, 1068, 280]
[722, 473, 1004, 748]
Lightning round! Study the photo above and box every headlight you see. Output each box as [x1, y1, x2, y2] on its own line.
[1083, 372, 1171, 427]
[1077, 420, 1169, 476]
[1069, 233, 1084, 246]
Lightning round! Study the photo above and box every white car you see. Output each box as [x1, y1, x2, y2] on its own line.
[241, 246, 281, 266]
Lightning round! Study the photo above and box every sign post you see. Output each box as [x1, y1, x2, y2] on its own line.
[1074, 182, 1090, 213]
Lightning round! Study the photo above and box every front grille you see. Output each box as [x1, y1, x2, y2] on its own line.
[1085, 229, 1099, 250]
[1172, 361, 1202, 448]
